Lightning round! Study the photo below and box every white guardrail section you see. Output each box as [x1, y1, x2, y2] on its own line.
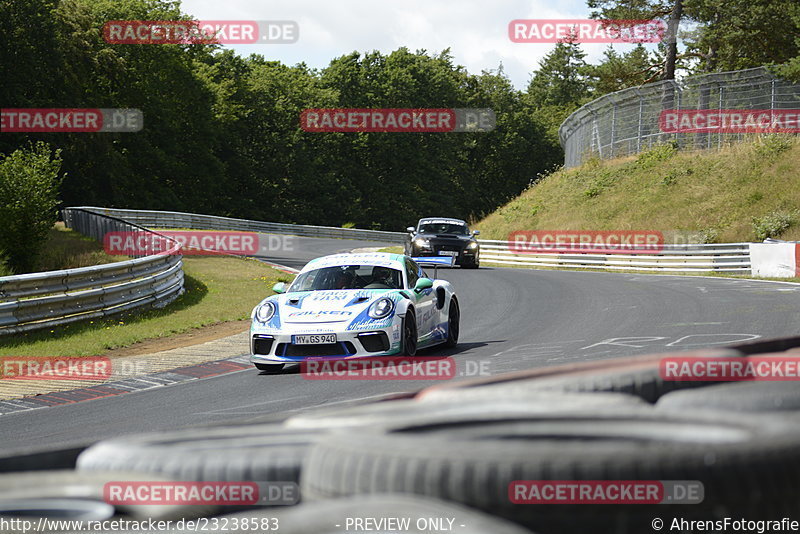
[0, 209, 184, 336]
[478, 240, 752, 273]
[73, 207, 409, 244]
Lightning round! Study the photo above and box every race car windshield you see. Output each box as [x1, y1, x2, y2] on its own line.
[419, 223, 469, 235]
[289, 265, 404, 291]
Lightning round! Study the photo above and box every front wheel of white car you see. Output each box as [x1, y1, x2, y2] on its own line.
[255, 363, 285, 373]
[444, 299, 459, 348]
[402, 311, 417, 356]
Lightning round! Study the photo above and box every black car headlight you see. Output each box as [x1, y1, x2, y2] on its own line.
[255, 301, 276, 323]
[467, 241, 479, 250]
[368, 297, 395, 319]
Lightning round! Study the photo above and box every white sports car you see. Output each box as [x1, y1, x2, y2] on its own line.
[249, 252, 460, 372]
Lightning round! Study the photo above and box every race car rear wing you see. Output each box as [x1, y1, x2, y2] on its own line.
[412, 256, 456, 278]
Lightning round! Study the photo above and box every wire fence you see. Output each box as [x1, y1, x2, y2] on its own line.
[559, 67, 800, 168]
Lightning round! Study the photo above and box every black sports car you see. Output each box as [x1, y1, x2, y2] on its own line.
[405, 217, 480, 269]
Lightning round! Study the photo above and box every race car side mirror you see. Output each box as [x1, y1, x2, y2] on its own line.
[272, 282, 286, 294]
[414, 278, 434, 292]
[472, 230, 481, 236]
[406, 226, 415, 233]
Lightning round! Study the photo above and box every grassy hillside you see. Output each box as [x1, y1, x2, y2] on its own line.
[476, 135, 800, 244]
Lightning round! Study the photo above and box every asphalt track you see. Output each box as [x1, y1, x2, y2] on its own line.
[1, 235, 799, 451]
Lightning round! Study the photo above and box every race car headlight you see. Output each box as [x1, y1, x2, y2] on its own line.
[467, 241, 478, 250]
[413, 238, 431, 249]
[368, 297, 395, 319]
[255, 301, 276, 323]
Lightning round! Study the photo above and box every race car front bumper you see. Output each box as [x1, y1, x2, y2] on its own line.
[249, 323, 403, 364]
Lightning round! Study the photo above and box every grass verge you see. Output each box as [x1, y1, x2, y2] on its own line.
[0, 256, 292, 357]
[0, 222, 127, 276]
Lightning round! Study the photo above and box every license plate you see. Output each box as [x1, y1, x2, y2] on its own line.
[440, 251, 458, 256]
[292, 334, 337, 345]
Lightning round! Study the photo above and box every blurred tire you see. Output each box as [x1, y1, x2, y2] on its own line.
[301, 410, 800, 533]
[657, 381, 800, 413]
[444, 298, 460, 348]
[419, 350, 745, 404]
[77, 425, 321, 485]
[401, 311, 417, 356]
[285, 391, 647, 430]
[0, 498, 113, 522]
[0, 470, 208, 521]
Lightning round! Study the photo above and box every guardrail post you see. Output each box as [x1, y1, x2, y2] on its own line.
[718, 86, 724, 149]
[610, 102, 617, 158]
[636, 91, 643, 153]
[674, 83, 681, 147]
[770, 78, 776, 113]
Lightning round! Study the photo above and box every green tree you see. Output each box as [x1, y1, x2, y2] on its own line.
[463, 68, 561, 216]
[0, 143, 63, 274]
[588, 0, 800, 78]
[684, 0, 800, 72]
[589, 45, 655, 95]
[527, 36, 592, 108]
[1, 0, 230, 213]
[770, 0, 800, 82]
[0, 0, 564, 234]
[587, 0, 683, 80]
[320, 48, 470, 229]
[524, 36, 592, 159]
[253, 59, 348, 224]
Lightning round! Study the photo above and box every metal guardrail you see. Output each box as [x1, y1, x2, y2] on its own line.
[0, 205, 755, 337]
[559, 67, 800, 168]
[0, 209, 183, 336]
[78, 208, 752, 273]
[73, 207, 408, 244]
[478, 239, 751, 273]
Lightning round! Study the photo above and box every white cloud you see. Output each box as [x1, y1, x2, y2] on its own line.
[180, 0, 648, 90]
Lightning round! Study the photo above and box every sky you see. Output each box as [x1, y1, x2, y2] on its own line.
[180, 0, 653, 91]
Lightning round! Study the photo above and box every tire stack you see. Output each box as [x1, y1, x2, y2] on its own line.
[64, 358, 800, 533]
